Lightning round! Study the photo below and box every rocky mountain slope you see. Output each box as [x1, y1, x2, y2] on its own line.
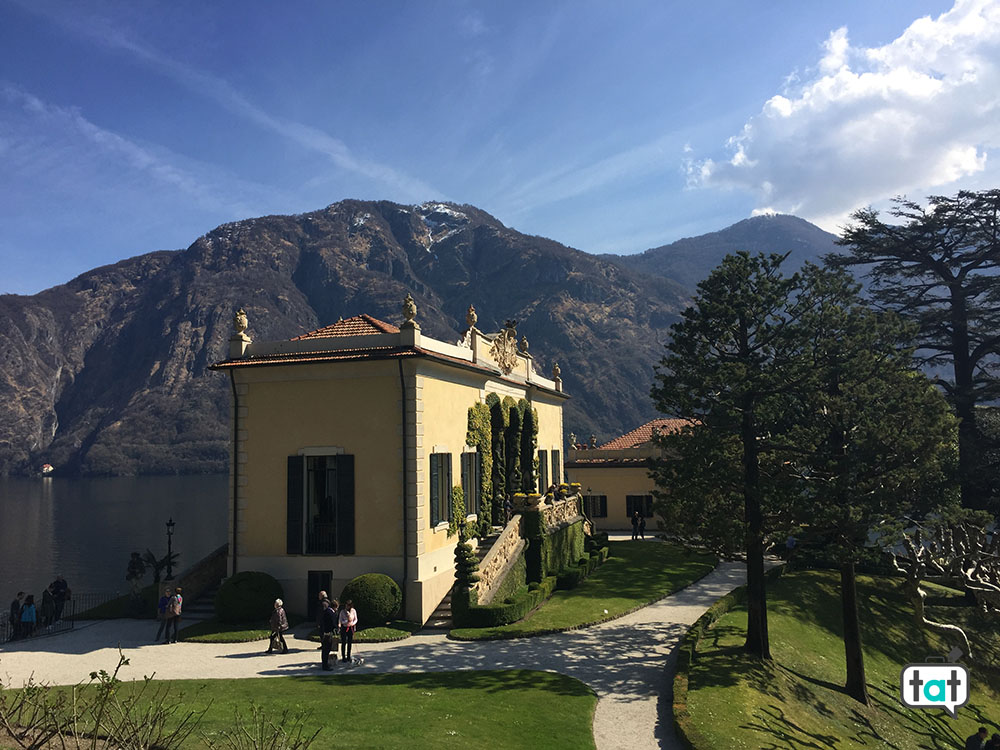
[610, 214, 839, 289]
[1, 199, 706, 476]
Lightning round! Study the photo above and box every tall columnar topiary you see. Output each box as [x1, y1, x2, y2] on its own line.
[466, 402, 494, 537]
[454, 540, 480, 589]
[340, 573, 402, 629]
[504, 396, 522, 502]
[488, 393, 508, 525]
[519, 400, 538, 493]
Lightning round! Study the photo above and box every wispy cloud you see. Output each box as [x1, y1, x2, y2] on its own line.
[688, 0, 1000, 230]
[16, 2, 440, 202]
[1, 83, 276, 217]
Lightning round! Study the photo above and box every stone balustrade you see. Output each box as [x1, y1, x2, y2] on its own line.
[473, 515, 525, 605]
[542, 494, 583, 531]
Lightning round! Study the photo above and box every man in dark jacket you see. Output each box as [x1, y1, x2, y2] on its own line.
[8, 592, 23, 640]
[968, 727, 989, 750]
[319, 598, 338, 670]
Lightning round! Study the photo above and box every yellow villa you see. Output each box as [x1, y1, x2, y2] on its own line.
[566, 419, 687, 532]
[210, 297, 568, 624]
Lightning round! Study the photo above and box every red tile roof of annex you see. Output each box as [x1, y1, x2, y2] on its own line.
[291, 314, 399, 340]
[597, 418, 691, 450]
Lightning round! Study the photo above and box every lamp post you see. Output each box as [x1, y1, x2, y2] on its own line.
[165, 518, 176, 581]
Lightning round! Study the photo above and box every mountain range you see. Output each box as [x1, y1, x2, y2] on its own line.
[0, 201, 838, 477]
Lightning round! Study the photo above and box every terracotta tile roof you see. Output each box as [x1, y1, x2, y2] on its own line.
[598, 418, 691, 450]
[292, 314, 399, 340]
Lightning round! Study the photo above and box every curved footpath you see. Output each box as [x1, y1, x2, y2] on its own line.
[0, 560, 746, 750]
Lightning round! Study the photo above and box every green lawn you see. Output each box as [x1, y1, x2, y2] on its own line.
[450, 541, 717, 640]
[683, 569, 1000, 749]
[47, 671, 597, 750]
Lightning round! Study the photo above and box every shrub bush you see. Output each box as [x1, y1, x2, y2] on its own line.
[340, 573, 402, 629]
[215, 572, 283, 624]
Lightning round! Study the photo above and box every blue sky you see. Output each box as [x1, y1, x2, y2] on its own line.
[2, 0, 997, 295]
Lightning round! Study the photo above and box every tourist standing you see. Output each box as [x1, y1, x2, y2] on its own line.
[8, 592, 23, 640]
[967, 727, 989, 750]
[19, 595, 37, 637]
[339, 599, 358, 663]
[165, 587, 183, 643]
[154, 587, 172, 642]
[319, 598, 337, 670]
[631, 511, 640, 540]
[40, 585, 56, 628]
[50, 576, 69, 621]
[266, 598, 289, 654]
[638, 515, 646, 540]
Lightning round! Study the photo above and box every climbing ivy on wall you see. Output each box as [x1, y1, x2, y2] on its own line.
[466, 402, 494, 537]
[448, 485, 466, 538]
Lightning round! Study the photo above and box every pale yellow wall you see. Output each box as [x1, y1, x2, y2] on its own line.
[564, 464, 660, 531]
[533, 396, 565, 486]
[413, 363, 488, 558]
[235, 360, 403, 558]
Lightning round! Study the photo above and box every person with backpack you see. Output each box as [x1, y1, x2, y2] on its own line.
[318, 597, 337, 670]
[165, 587, 183, 643]
[266, 598, 289, 654]
[154, 586, 172, 642]
[19, 595, 37, 638]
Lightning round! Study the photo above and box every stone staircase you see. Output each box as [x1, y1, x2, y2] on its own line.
[181, 583, 219, 623]
[422, 532, 502, 631]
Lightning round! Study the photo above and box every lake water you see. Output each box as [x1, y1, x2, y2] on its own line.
[0, 475, 228, 601]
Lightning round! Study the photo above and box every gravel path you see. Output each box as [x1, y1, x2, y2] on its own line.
[0, 557, 746, 750]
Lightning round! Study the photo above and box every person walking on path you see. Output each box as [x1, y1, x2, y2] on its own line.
[165, 587, 183, 643]
[266, 599, 289, 654]
[154, 587, 172, 642]
[638, 516, 646, 540]
[631, 511, 640, 541]
[339, 599, 358, 663]
[8, 592, 23, 640]
[19, 595, 37, 638]
[319, 598, 337, 670]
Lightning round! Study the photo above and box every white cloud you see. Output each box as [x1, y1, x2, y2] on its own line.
[690, 0, 1000, 230]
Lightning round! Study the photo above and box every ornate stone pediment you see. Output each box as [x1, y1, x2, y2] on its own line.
[489, 327, 519, 375]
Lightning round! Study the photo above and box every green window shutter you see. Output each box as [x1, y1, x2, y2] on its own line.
[336, 454, 355, 554]
[286, 455, 304, 554]
[446, 454, 453, 522]
[551, 450, 561, 485]
[601, 496, 607, 517]
[430, 455, 440, 526]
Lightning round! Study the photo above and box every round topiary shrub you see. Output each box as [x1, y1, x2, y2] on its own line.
[214, 571, 284, 624]
[340, 573, 402, 629]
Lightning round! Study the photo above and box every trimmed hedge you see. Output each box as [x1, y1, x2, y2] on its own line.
[555, 547, 609, 590]
[453, 575, 559, 628]
[340, 573, 402, 629]
[215, 571, 283, 624]
[673, 565, 785, 750]
[526, 518, 586, 582]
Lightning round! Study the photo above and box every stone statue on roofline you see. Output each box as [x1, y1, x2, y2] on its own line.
[466, 304, 478, 331]
[401, 293, 418, 329]
[234, 308, 248, 334]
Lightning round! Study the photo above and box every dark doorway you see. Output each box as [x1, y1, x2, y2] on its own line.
[307, 570, 332, 620]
